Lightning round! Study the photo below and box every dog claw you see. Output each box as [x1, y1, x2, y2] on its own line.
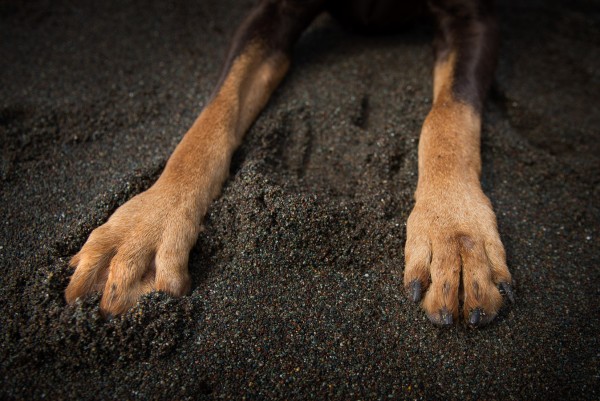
[409, 280, 421, 303]
[441, 309, 453, 325]
[499, 282, 515, 303]
[469, 308, 482, 326]
[428, 307, 453, 326]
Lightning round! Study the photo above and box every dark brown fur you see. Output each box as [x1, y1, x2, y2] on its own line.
[430, 0, 499, 111]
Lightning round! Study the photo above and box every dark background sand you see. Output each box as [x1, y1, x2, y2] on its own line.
[1, 0, 599, 399]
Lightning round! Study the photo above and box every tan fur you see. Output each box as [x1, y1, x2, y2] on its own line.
[65, 42, 290, 315]
[404, 52, 512, 324]
[432, 52, 455, 104]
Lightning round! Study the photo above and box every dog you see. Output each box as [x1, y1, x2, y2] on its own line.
[65, 0, 514, 327]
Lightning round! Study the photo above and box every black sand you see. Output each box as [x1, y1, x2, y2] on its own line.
[1, 0, 599, 399]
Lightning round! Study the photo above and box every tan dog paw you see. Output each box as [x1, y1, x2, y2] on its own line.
[65, 186, 200, 316]
[404, 185, 514, 327]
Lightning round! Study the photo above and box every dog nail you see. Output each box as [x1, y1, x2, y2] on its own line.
[410, 280, 421, 303]
[427, 307, 453, 326]
[469, 308, 482, 326]
[499, 282, 515, 303]
[440, 308, 453, 326]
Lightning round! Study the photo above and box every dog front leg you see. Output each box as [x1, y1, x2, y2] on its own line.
[404, 0, 514, 326]
[65, 0, 325, 315]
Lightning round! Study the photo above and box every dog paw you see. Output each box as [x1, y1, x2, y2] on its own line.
[65, 187, 201, 316]
[404, 185, 513, 327]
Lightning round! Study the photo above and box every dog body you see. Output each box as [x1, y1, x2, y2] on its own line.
[66, 0, 514, 326]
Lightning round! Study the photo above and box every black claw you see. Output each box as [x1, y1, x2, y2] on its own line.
[439, 308, 453, 326]
[499, 282, 515, 303]
[409, 280, 422, 303]
[429, 308, 453, 327]
[426, 307, 454, 326]
[469, 308, 482, 326]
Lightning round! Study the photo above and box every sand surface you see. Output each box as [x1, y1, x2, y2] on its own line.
[1, 0, 599, 399]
